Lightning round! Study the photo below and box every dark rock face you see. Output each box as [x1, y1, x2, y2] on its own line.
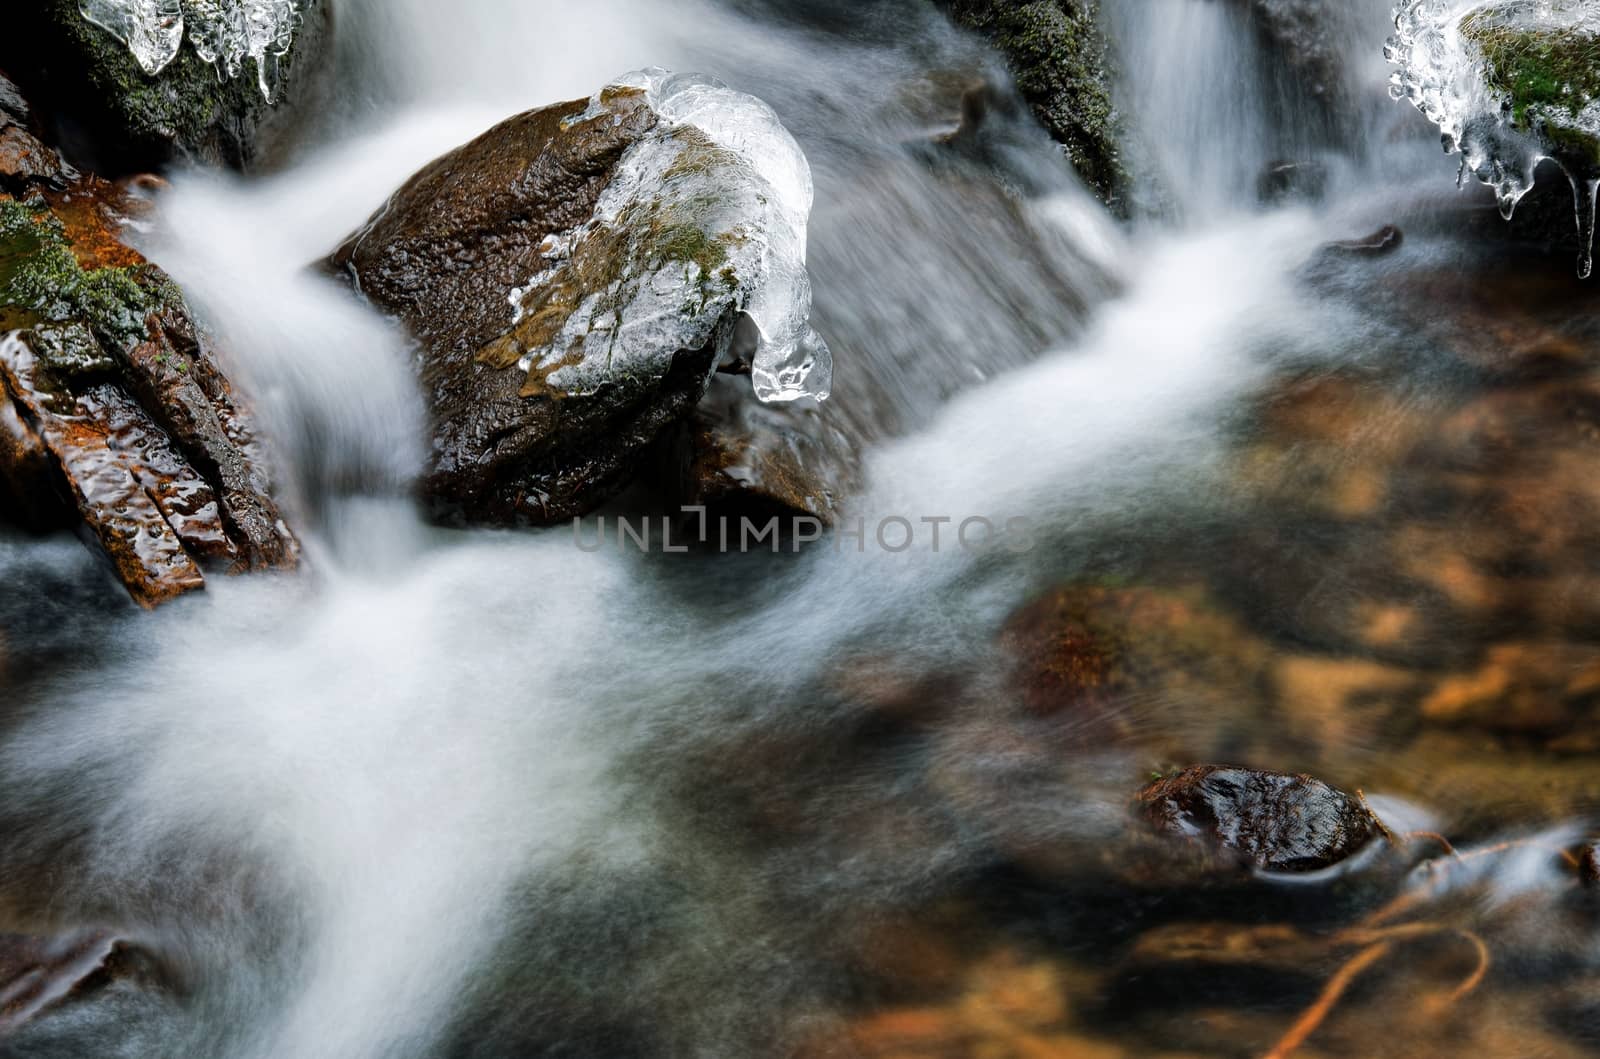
[333, 79, 824, 527]
[667, 373, 857, 524]
[1582, 842, 1599, 888]
[0, 74, 77, 195]
[0, 928, 167, 1036]
[944, 0, 1127, 207]
[1137, 765, 1380, 873]
[0, 0, 329, 174]
[0, 120, 296, 607]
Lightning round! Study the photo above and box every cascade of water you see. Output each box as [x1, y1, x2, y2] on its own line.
[4, 2, 1565, 1057]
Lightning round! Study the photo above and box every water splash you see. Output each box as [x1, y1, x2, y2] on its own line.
[1387, 0, 1600, 275]
[77, 0, 303, 101]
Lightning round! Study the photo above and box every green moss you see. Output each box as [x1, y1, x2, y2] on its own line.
[947, 0, 1128, 206]
[653, 222, 729, 276]
[0, 197, 173, 350]
[1462, 13, 1600, 127]
[6, 0, 313, 169]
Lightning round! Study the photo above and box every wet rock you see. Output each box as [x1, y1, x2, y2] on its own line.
[663, 373, 856, 525]
[1582, 843, 1599, 887]
[1326, 224, 1405, 257]
[0, 928, 129, 1034]
[944, 0, 1128, 207]
[0, 0, 329, 174]
[1136, 765, 1381, 874]
[1241, 0, 1355, 104]
[0, 74, 76, 195]
[1001, 583, 1271, 755]
[332, 72, 831, 526]
[0, 181, 295, 606]
[1271, 655, 1422, 759]
[1256, 159, 1329, 205]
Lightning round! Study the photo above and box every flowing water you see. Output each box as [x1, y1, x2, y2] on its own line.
[4, 2, 1600, 1058]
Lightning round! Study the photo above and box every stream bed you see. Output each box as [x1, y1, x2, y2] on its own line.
[3, 1, 1600, 1057]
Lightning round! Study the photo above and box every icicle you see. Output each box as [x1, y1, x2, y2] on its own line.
[1574, 174, 1599, 279]
[77, 0, 302, 102]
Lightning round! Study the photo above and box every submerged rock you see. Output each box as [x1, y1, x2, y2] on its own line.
[0, 132, 296, 606]
[1389, 0, 1600, 275]
[0, 0, 327, 172]
[0, 928, 169, 1036]
[1136, 765, 1381, 874]
[332, 70, 832, 526]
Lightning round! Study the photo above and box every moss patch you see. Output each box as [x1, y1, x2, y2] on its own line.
[1462, 12, 1600, 127]
[947, 0, 1128, 206]
[0, 197, 172, 350]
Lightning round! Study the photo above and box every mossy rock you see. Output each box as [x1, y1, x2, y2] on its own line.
[0, 197, 174, 355]
[0, 0, 327, 173]
[0, 173, 297, 604]
[945, 0, 1129, 208]
[1461, 10, 1600, 165]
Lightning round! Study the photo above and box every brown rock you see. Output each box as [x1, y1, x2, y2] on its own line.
[1325, 224, 1405, 258]
[0, 72, 74, 194]
[0, 335, 205, 605]
[332, 86, 727, 526]
[0, 94, 296, 605]
[1419, 642, 1600, 746]
[666, 372, 857, 525]
[1000, 583, 1270, 755]
[0, 928, 120, 1035]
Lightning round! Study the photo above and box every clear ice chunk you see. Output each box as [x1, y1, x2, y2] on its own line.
[507, 68, 833, 405]
[78, 0, 184, 77]
[1389, 0, 1600, 276]
[76, 0, 302, 102]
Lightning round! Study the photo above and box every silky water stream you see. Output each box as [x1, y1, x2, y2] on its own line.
[2, 1, 1600, 1057]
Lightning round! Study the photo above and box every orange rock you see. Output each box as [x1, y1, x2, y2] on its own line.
[1420, 642, 1600, 740]
[0, 336, 204, 607]
[1271, 655, 1418, 760]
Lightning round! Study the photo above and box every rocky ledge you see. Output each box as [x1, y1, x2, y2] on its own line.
[0, 74, 296, 607]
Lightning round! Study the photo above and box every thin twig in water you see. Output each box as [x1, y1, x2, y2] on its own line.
[1262, 940, 1392, 1059]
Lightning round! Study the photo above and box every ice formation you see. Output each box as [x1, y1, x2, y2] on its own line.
[77, 0, 303, 102]
[503, 68, 833, 404]
[1388, 0, 1600, 276]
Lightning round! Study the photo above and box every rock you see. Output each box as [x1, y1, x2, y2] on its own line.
[1256, 160, 1328, 205]
[1582, 842, 1599, 887]
[1418, 642, 1600, 748]
[1325, 224, 1404, 257]
[0, 74, 77, 195]
[1001, 583, 1271, 756]
[0, 0, 329, 173]
[0, 928, 141, 1035]
[1, 167, 296, 605]
[944, 0, 1128, 207]
[1390, 0, 1600, 275]
[1136, 765, 1381, 874]
[332, 71, 831, 526]
[663, 373, 857, 524]
[1241, 0, 1357, 105]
